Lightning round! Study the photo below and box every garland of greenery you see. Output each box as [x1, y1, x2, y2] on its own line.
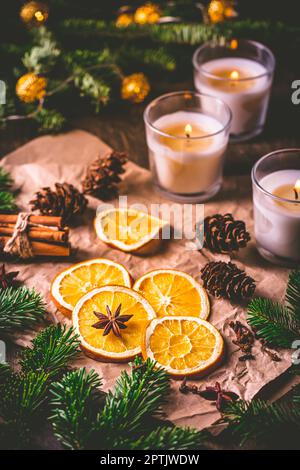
[0, 168, 17, 213]
[1, 1, 300, 134]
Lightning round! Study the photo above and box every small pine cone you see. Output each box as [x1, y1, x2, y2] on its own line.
[201, 261, 256, 301]
[204, 213, 250, 254]
[30, 183, 88, 222]
[82, 151, 128, 200]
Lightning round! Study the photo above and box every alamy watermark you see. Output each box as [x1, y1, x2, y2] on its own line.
[291, 340, 300, 365]
[0, 80, 6, 104]
[291, 80, 300, 104]
[0, 340, 6, 364]
[96, 196, 205, 251]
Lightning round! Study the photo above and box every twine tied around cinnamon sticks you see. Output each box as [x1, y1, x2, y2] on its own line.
[4, 212, 34, 259]
[0, 214, 70, 258]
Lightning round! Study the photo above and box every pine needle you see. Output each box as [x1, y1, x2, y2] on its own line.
[20, 324, 81, 379]
[0, 286, 46, 333]
[0, 370, 49, 426]
[129, 426, 208, 450]
[0, 191, 17, 212]
[0, 363, 11, 384]
[223, 399, 300, 446]
[247, 270, 300, 347]
[99, 357, 170, 442]
[50, 368, 102, 450]
[247, 298, 300, 347]
[286, 270, 300, 321]
[0, 167, 13, 191]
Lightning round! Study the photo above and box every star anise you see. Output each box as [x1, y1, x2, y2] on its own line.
[0, 264, 19, 289]
[180, 379, 239, 412]
[92, 303, 133, 337]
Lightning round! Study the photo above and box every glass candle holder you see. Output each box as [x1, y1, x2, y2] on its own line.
[143, 91, 231, 202]
[252, 149, 300, 267]
[193, 40, 275, 142]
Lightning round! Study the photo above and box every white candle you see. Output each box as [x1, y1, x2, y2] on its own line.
[253, 170, 300, 261]
[147, 111, 228, 195]
[194, 58, 272, 136]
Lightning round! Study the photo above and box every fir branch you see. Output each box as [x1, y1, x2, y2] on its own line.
[247, 298, 300, 348]
[0, 167, 13, 191]
[222, 399, 300, 446]
[286, 270, 300, 321]
[0, 371, 48, 424]
[99, 357, 170, 444]
[0, 191, 17, 213]
[73, 72, 110, 111]
[0, 286, 46, 333]
[34, 107, 66, 133]
[118, 46, 176, 71]
[20, 324, 81, 379]
[247, 270, 300, 348]
[50, 368, 102, 450]
[0, 363, 11, 384]
[129, 426, 208, 450]
[22, 27, 61, 74]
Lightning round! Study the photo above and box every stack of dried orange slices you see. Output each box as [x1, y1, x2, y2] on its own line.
[51, 257, 224, 377]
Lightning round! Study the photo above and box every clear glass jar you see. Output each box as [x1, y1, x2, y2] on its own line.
[143, 91, 231, 202]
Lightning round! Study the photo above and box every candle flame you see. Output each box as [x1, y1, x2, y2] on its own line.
[294, 180, 300, 200]
[295, 180, 300, 190]
[230, 70, 240, 80]
[185, 124, 192, 137]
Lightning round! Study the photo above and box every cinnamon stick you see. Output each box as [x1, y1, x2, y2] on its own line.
[0, 236, 70, 257]
[0, 214, 63, 228]
[0, 226, 68, 243]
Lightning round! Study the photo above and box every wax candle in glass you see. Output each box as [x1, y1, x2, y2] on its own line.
[143, 91, 231, 202]
[193, 40, 275, 142]
[252, 149, 300, 267]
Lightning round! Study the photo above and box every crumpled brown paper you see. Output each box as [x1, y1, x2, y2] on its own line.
[1, 129, 292, 431]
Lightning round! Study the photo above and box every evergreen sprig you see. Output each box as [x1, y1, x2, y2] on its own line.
[0, 191, 17, 212]
[0, 286, 46, 333]
[247, 270, 300, 347]
[222, 398, 300, 446]
[129, 426, 208, 450]
[0, 324, 81, 449]
[99, 357, 170, 440]
[20, 324, 81, 378]
[49, 358, 203, 450]
[50, 368, 102, 450]
[0, 167, 13, 191]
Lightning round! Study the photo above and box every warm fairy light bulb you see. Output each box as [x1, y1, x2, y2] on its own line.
[230, 70, 240, 80]
[34, 10, 44, 21]
[294, 179, 300, 199]
[230, 39, 238, 50]
[185, 124, 192, 137]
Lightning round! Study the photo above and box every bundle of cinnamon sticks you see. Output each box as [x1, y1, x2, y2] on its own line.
[0, 214, 70, 257]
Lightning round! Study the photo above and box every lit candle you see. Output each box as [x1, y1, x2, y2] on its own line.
[193, 40, 275, 141]
[144, 92, 231, 202]
[252, 150, 300, 266]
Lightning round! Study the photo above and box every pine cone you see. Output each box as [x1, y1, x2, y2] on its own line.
[203, 213, 250, 254]
[201, 261, 256, 301]
[30, 183, 88, 222]
[82, 151, 128, 200]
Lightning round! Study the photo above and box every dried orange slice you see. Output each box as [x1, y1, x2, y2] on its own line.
[73, 285, 156, 362]
[142, 316, 224, 377]
[133, 269, 209, 319]
[94, 208, 168, 254]
[51, 258, 131, 317]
